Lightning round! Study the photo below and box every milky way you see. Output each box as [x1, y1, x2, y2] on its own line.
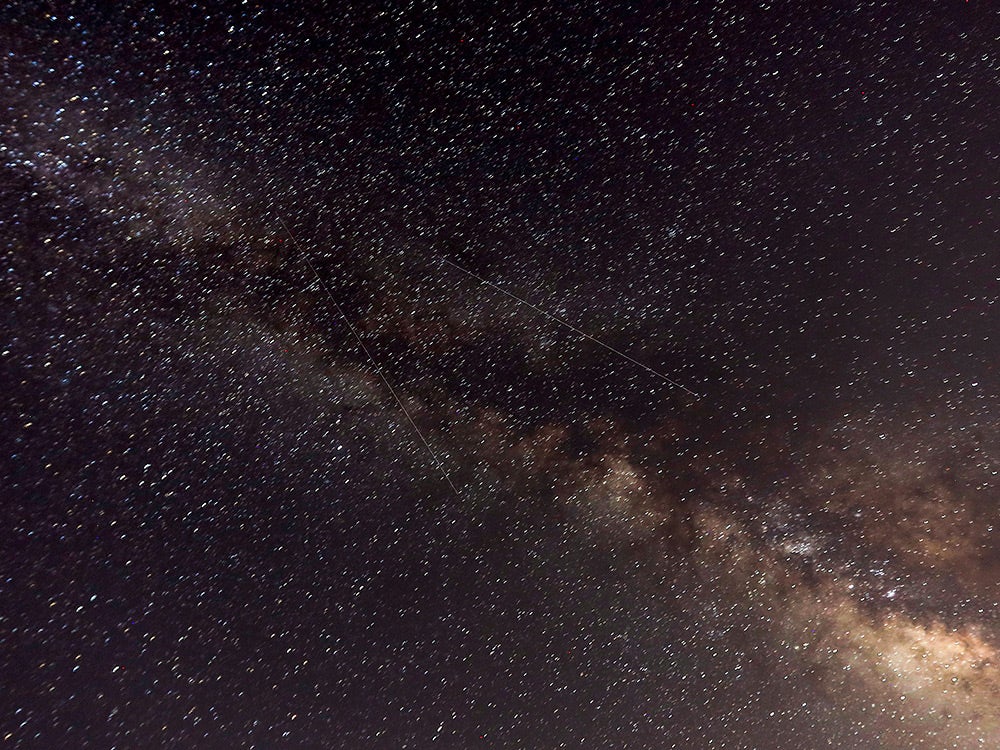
[2, 4, 999, 748]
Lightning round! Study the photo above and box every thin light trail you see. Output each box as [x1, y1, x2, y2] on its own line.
[277, 217, 462, 499]
[437, 256, 702, 399]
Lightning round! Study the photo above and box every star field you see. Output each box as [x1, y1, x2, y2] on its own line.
[2, 2, 999, 748]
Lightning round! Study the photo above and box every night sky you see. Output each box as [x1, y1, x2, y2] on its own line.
[2, 2, 999, 748]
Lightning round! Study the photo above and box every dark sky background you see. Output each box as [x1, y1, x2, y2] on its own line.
[2, 2, 999, 748]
